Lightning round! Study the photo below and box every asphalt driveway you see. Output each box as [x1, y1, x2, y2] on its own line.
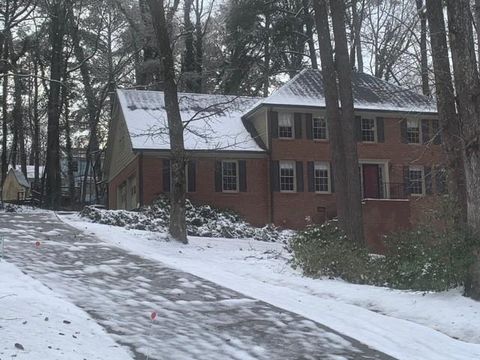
[1, 212, 395, 360]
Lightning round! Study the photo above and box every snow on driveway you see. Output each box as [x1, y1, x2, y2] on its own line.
[0, 261, 133, 360]
[62, 213, 480, 360]
[1, 212, 391, 360]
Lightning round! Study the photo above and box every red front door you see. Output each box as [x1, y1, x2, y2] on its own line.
[363, 164, 380, 198]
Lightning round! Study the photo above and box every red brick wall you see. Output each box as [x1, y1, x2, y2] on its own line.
[269, 115, 444, 229]
[139, 155, 270, 226]
[362, 199, 411, 253]
[142, 156, 164, 205]
[107, 112, 444, 252]
[190, 157, 269, 226]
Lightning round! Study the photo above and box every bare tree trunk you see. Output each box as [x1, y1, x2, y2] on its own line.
[182, 0, 195, 92]
[194, 0, 205, 92]
[445, 0, 480, 300]
[416, 0, 430, 96]
[425, 0, 467, 219]
[139, 0, 159, 87]
[1, 34, 9, 185]
[10, 73, 19, 168]
[313, 0, 365, 245]
[63, 91, 76, 204]
[32, 53, 40, 188]
[330, 0, 365, 245]
[302, 0, 318, 69]
[45, 0, 68, 209]
[475, 0, 480, 67]
[10, 55, 27, 177]
[11, 73, 18, 168]
[67, 4, 100, 204]
[350, 0, 364, 72]
[147, 0, 188, 243]
[61, 55, 76, 204]
[263, 9, 271, 97]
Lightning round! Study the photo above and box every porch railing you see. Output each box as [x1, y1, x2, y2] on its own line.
[362, 182, 408, 200]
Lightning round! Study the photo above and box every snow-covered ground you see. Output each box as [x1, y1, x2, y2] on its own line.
[61, 213, 480, 360]
[0, 260, 133, 360]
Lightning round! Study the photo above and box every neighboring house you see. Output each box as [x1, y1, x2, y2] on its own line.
[26, 165, 45, 186]
[105, 69, 444, 252]
[60, 149, 104, 203]
[3, 168, 31, 202]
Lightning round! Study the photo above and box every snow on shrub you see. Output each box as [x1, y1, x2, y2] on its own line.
[80, 197, 293, 242]
[289, 220, 379, 284]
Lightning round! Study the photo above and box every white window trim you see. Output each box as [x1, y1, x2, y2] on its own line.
[407, 118, 422, 145]
[409, 165, 425, 196]
[358, 160, 390, 199]
[279, 160, 297, 193]
[278, 113, 295, 139]
[361, 118, 377, 143]
[314, 161, 331, 194]
[313, 117, 329, 141]
[222, 160, 239, 193]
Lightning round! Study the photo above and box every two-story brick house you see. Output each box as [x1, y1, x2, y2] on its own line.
[104, 69, 444, 251]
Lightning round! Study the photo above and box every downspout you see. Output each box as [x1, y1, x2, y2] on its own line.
[138, 152, 144, 207]
[267, 107, 274, 224]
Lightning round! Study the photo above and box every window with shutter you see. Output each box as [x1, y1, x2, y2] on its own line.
[279, 161, 296, 192]
[278, 113, 294, 139]
[313, 118, 328, 140]
[407, 119, 421, 144]
[361, 118, 376, 142]
[409, 166, 425, 196]
[314, 162, 330, 193]
[222, 160, 239, 192]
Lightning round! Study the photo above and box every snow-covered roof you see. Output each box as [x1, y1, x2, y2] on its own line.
[10, 169, 30, 188]
[117, 89, 265, 152]
[248, 69, 437, 115]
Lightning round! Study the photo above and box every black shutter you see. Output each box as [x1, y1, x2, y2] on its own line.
[271, 161, 280, 192]
[425, 166, 433, 195]
[239, 160, 247, 192]
[432, 119, 442, 145]
[403, 166, 410, 196]
[163, 159, 171, 192]
[294, 113, 303, 139]
[421, 119, 430, 144]
[376, 117, 385, 143]
[307, 161, 315, 192]
[435, 166, 447, 194]
[215, 161, 222, 192]
[305, 114, 313, 140]
[355, 116, 362, 142]
[188, 160, 196, 192]
[296, 161, 304, 192]
[330, 162, 335, 193]
[400, 119, 408, 143]
[270, 111, 279, 139]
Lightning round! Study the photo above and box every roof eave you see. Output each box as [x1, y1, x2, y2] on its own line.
[246, 102, 437, 116]
[132, 148, 266, 155]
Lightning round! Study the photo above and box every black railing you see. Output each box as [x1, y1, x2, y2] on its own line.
[362, 182, 408, 200]
[386, 182, 408, 199]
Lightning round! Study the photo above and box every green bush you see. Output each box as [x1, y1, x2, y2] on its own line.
[289, 196, 479, 292]
[289, 220, 378, 284]
[383, 225, 476, 291]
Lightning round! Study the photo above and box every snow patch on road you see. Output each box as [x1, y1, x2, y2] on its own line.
[0, 260, 133, 360]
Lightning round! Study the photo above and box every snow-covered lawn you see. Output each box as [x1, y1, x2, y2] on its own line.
[61, 213, 480, 360]
[0, 260, 133, 360]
